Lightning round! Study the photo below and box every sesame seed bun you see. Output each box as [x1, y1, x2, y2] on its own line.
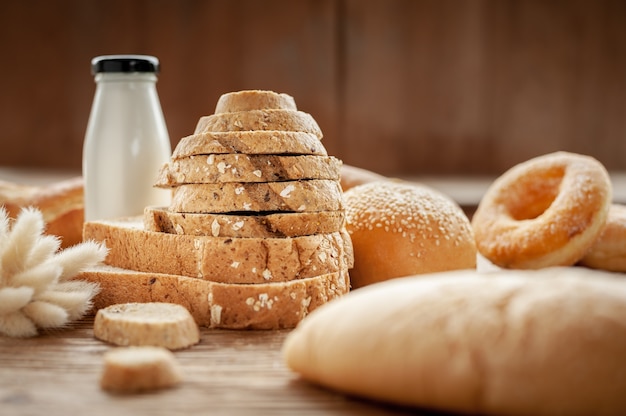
[343, 181, 477, 289]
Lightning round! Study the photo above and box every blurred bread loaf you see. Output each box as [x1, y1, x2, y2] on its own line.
[283, 267, 626, 415]
[0, 176, 84, 248]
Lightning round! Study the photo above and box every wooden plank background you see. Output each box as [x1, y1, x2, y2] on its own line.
[0, 0, 624, 176]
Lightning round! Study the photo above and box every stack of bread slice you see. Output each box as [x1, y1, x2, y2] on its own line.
[79, 90, 353, 330]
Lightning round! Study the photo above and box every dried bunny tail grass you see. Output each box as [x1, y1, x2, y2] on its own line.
[0, 286, 34, 315]
[0, 310, 37, 338]
[0, 207, 107, 337]
[22, 301, 69, 329]
[42, 281, 101, 321]
[54, 240, 108, 281]
[0, 207, 45, 276]
[12, 262, 63, 297]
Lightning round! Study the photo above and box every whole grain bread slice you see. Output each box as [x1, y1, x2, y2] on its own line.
[155, 155, 342, 186]
[83, 217, 352, 283]
[172, 131, 327, 159]
[144, 206, 346, 238]
[169, 180, 343, 214]
[215, 90, 297, 114]
[194, 109, 323, 139]
[78, 265, 349, 329]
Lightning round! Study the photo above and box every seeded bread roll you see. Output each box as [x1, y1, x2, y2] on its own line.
[83, 217, 353, 284]
[194, 109, 323, 139]
[169, 180, 344, 214]
[155, 155, 341, 186]
[100, 346, 182, 393]
[79, 265, 349, 329]
[144, 206, 346, 238]
[343, 181, 476, 289]
[283, 267, 626, 415]
[214, 90, 297, 113]
[171, 131, 327, 159]
[93, 302, 200, 350]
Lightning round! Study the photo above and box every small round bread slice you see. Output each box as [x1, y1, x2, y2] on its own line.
[169, 180, 343, 214]
[144, 206, 346, 238]
[215, 90, 297, 113]
[193, 109, 323, 139]
[171, 131, 327, 159]
[100, 346, 182, 393]
[93, 302, 200, 350]
[155, 155, 341, 186]
[283, 267, 626, 415]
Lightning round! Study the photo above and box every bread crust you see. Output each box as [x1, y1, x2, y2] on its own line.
[171, 131, 327, 159]
[194, 109, 323, 139]
[0, 177, 84, 248]
[144, 206, 346, 238]
[169, 180, 343, 214]
[155, 155, 341, 186]
[283, 267, 626, 415]
[215, 90, 297, 113]
[80, 265, 349, 329]
[83, 217, 351, 283]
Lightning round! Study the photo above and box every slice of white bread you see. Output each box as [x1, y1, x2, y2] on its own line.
[215, 90, 297, 113]
[79, 265, 349, 329]
[155, 155, 341, 186]
[172, 131, 327, 159]
[93, 302, 200, 350]
[283, 267, 626, 415]
[194, 109, 323, 139]
[169, 180, 343, 214]
[144, 207, 346, 238]
[83, 217, 352, 283]
[100, 346, 182, 393]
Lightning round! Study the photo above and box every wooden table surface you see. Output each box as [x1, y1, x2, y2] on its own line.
[0, 316, 439, 416]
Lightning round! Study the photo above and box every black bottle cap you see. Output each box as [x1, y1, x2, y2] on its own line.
[91, 55, 160, 75]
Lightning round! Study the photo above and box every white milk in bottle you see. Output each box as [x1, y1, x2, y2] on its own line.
[83, 54, 171, 221]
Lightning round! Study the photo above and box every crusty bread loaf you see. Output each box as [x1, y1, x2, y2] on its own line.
[340, 164, 388, 192]
[194, 109, 323, 139]
[0, 177, 84, 248]
[144, 206, 346, 238]
[83, 217, 351, 283]
[215, 90, 297, 113]
[155, 154, 341, 186]
[100, 346, 182, 393]
[79, 265, 349, 329]
[169, 180, 344, 214]
[94, 302, 200, 350]
[343, 180, 476, 289]
[283, 267, 626, 415]
[172, 131, 327, 159]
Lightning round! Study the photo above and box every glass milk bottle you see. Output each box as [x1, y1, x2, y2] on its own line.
[83, 55, 171, 221]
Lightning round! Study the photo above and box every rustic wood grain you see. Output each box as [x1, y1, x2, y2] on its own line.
[0, 317, 436, 415]
[0, 0, 625, 176]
